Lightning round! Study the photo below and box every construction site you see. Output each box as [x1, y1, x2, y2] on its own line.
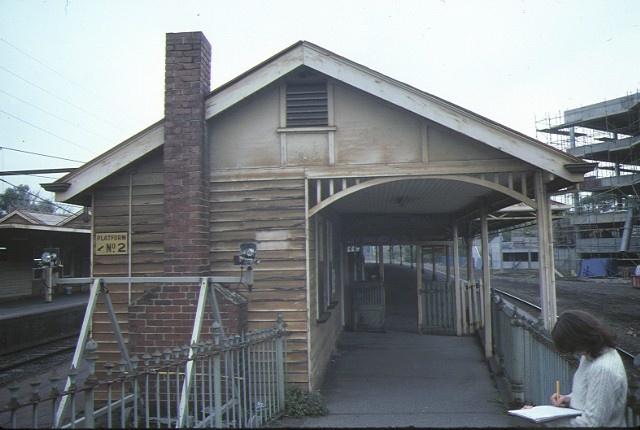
[535, 91, 640, 278]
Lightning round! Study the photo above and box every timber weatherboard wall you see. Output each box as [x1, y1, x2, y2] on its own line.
[308, 213, 343, 389]
[208, 174, 311, 384]
[89, 151, 165, 374]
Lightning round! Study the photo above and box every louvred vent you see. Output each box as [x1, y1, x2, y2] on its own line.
[286, 81, 328, 127]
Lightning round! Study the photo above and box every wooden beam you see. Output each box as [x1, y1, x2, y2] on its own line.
[481, 208, 492, 359]
[535, 171, 558, 330]
[453, 222, 462, 336]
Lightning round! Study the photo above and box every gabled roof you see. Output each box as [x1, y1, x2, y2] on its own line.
[45, 40, 593, 203]
[43, 120, 165, 204]
[0, 209, 90, 233]
[0, 210, 67, 225]
[205, 41, 590, 177]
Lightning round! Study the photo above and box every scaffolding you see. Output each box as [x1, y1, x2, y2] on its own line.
[536, 91, 640, 276]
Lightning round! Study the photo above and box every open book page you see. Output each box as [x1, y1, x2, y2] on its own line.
[507, 405, 582, 423]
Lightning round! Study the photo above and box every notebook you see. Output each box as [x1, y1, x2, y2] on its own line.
[507, 405, 582, 423]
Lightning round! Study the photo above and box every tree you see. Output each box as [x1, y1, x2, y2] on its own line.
[0, 184, 56, 216]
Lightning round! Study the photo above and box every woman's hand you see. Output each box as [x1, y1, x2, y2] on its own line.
[550, 393, 571, 407]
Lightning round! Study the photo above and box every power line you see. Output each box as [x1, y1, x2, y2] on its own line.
[0, 108, 97, 154]
[0, 37, 145, 126]
[0, 168, 76, 176]
[0, 177, 78, 215]
[0, 64, 131, 135]
[0, 146, 84, 164]
[0, 89, 114, 144]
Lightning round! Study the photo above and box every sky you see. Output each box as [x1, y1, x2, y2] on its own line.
[1, 0, 639, 207]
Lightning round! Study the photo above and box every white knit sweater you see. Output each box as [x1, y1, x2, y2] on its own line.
[560, 347, 628, 427]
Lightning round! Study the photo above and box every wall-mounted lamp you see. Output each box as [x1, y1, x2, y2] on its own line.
[233, 242, 259, 266]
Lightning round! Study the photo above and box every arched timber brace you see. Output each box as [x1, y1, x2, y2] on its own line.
[306, 174, 538, 217]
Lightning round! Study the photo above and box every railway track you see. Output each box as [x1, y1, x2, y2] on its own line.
[493, 287, 637, 367]
[0, 335, 77, 387]
[493, 287, 542, 319]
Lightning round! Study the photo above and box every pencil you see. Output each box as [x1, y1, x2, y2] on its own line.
[556, 380, 560, 401]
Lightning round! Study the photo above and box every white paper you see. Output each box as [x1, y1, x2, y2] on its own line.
[507, 405, 582, 423]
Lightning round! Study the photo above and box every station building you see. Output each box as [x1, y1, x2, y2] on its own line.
[44, 32, 593, 390]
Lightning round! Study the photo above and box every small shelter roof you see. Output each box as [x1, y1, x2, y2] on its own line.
[0, 209, 90, 233]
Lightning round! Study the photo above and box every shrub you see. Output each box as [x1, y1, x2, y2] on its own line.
[284, 386, 329, 418]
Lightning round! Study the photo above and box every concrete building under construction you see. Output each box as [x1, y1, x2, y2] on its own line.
[537, 91, 640, 277]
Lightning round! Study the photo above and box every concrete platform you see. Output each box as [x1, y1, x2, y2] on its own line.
[0, 292, 88, 355]
[273, 329, 526, 428]
[272, 264, 527, 428]
[0, 292, 89, 320]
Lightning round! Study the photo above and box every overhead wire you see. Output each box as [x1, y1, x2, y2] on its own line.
[0, 64, 131, 136]
[0, 107, 97, 154]
[0, 177, 78, 216]
[0, 89, 115, 144]
[0, 146, 84, 164]
[0, 37, 145, 126]
[0, 38, 150, 196]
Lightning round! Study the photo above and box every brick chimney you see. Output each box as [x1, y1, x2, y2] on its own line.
[163, 31, 211, 275]
[128, 32, 247, 357]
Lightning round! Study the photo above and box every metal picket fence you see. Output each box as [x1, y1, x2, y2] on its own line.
[1, 316, 288, 429]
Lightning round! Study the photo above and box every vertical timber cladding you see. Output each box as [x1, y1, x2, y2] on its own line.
[209, 175, 310, 385]
[91, 152, 165, 368]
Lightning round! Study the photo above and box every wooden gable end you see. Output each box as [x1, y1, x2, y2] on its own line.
[207, 75, 517, 171]
[333, 83, 422, 165]
[209, 85, 281, 169]
[426, 123, 512, 163]
[333, 83, 511, 165]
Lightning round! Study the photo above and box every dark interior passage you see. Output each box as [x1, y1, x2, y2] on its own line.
[380, 264, 420, 333]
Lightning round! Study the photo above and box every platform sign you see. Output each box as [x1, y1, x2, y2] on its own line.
[95, 232, 128, 255]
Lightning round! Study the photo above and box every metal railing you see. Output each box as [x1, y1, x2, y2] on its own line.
[491, 291, 640, 427]
[1, 316, 288, 428]
[422, 279, 483, 335]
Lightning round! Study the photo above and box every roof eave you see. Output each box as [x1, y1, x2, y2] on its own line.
[0, 224, 91, 234]
[564, 162, 599, 175]
[48, 120, 165, 202]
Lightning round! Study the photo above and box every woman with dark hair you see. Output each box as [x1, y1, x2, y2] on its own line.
[549, 309, 628, 427]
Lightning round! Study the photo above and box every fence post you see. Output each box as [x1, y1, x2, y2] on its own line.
[49, 370, 61, 427]
[83, 339, 98, 428]
[7, 381, 20, 428]
[522, 320, 533, 405]
[492, 294, 505, 367]
[509, 311, 526, 407]
[28, 378, 41, 428]
[130, 354, 140, 428]
[276, 314, 286, 411]
[213, 322, 223, 428]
